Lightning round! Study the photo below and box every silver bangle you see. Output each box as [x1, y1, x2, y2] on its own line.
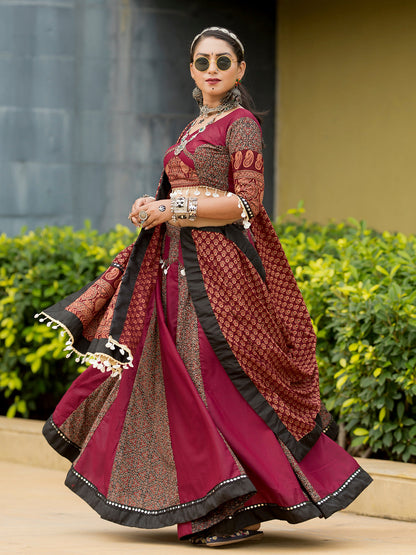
[171, 196, 188, 220]
[188, 197, 198, 221]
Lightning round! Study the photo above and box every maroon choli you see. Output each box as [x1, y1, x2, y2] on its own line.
[164, 108, 264, 218]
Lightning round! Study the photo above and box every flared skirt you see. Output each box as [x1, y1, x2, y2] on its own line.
[43, 224, 372, 539]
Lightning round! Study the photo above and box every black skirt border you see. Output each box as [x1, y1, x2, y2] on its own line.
[43, 414, 259, 530]
[43, 416, 81, 462]
[64, 466, 257, 530]
[44, 415, 372, 534]
[182, 466, 373, 540]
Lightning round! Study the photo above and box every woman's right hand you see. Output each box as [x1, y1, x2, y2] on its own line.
[128, 196, 155, 225]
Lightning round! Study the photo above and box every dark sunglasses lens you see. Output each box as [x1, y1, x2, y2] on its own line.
[194, 57, 209, 71]
[217, 56, 232, 70]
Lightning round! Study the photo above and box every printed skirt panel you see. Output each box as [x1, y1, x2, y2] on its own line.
[43, 224, 372, 536]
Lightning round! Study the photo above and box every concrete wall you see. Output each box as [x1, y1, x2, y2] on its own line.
[276, 0, 416, 234]
[0, 0, 275, 236]
[0, 0, 76, 235]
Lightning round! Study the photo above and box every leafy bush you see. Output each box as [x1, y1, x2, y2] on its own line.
[0, 223, 136, 419]
[1, 212, 415, 462]
[276, 206, 416, 463]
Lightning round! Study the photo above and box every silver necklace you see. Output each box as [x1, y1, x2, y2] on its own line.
[174, 96, 240, 155]
[199, 98, 236, 119]
[174, 113, 219, 155]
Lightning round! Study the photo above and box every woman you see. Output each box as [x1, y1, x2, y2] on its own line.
[38, 27, 372, 547]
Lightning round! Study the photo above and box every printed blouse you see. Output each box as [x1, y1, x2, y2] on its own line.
[163, 108, 264, 220]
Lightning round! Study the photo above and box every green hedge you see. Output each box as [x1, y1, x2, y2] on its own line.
[1, 214, 415, 462]
[0, 223, 136, 419]
[275, 206, 416, 463]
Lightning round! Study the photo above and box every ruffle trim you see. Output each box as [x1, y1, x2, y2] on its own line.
[34, 311, 133, 378]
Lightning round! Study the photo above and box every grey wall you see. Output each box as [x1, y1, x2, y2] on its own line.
[0, 0, 276, 235]
[0, 0, 75, 235]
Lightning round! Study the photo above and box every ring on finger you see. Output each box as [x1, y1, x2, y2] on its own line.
[138, 210, 148, 221]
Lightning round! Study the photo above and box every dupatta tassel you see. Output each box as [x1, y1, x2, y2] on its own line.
[34, 310, 133, 378]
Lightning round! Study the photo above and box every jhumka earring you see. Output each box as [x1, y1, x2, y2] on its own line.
[229, 81, 242, 103]
[192, 86, 203, 106]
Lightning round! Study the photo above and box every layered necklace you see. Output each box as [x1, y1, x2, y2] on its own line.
[174, 95, 240, 155]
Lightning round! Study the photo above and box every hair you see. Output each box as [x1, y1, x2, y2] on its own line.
[189, 27, 264, 126]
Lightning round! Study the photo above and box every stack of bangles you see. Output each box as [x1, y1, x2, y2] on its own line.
[134, 190, 252, 228]
[169, 188, 251, 228]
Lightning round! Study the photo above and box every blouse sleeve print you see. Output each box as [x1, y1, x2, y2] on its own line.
[226, 117, 265, 220]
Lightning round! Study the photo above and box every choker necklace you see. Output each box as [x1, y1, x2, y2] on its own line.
[199, 93, 240, 120]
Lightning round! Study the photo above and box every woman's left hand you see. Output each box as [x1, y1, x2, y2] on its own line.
[129, 199, 172, 229]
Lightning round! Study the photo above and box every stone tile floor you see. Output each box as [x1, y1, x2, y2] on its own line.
[1, 461, 415, 554]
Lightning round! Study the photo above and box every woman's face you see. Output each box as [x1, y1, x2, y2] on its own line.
[190, 37, 246, 106]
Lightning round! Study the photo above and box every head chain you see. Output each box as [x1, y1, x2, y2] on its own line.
[190, 27, 245, 57]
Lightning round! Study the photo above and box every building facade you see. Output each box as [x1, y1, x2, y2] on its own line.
[0, 0, 275, 235]
[1, 0, 414, 236]
[277, 0, 416, 234]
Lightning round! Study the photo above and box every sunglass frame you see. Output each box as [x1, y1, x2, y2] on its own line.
[193, 55, 236, 72]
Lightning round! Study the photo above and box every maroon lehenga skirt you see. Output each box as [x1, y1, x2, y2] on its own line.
[43, 224, 371, 540]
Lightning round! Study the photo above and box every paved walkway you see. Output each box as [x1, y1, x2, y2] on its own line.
[1, 461, 415, 554]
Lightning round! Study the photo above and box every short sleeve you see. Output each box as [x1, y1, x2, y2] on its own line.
[226, 117, 264, 218]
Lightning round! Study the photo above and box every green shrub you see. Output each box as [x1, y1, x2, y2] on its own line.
[1, 213, 415, 463]
[276, 207, 416, 463]
[0, 223, 136, 419]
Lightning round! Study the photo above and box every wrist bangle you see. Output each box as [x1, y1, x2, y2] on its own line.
[237, 195, 254, 220]
[188, 197, 198, 221]
[171, 196, 188, 220]
[235, 195, 251, 229]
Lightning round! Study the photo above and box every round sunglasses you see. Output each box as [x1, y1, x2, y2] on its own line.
[193, 55, 236, 72]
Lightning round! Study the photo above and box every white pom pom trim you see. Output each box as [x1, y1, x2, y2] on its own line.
[34, 312, 133, 377]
